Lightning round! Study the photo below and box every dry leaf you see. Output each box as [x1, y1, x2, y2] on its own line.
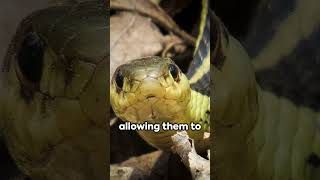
[110, 12, 164, 78]
[120, 150, 169, 175]
[111, 0, 195, 45]
[110, 151, 170, 180]
[110, 165, 146, 180]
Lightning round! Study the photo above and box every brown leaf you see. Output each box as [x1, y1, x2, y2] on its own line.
[120, 150, 169, 175]
[111, 150, 172, 179]
[111, 0, 195, 45]
[110, 165, 147, 180]
[110, 12, 164, 78]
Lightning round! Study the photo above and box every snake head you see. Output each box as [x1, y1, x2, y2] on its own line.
[110, 56, 191, 124]
[0, 1, 108, 179]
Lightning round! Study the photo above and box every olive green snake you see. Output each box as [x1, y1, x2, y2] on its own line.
[110, 0, 210, 152]
[110, 1, 320, 180]
[0, 0, 319, 179]
[212, 9, 320, 180]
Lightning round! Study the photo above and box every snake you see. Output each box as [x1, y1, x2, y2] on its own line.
[213, 2, 320, 180]
[1, 0, 319, 179]
[110, 0, 210, 152]
[111, 0, 320, 180]
[0, 1, 108, 179]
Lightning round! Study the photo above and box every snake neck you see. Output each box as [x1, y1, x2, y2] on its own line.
[186, 90, 210, 131]
[212, 12, 261, 179]
[137, 90, 210, 152]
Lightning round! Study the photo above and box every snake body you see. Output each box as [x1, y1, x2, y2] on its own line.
[111, 1, 320, 179]
[213, 10, 320, 180]
[6, 0, 316, 179]
[0, 1, 108, 179]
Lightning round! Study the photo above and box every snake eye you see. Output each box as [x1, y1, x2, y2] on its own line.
[168, 64, 179, 81]
[115, 70, 124, 89]
[17, 32, 46, 83]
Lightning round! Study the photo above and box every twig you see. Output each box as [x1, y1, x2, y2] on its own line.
[171, 131, 210, 180]
[110, 117, 118, 127]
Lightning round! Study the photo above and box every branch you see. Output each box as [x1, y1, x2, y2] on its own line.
[171, 131, 210, 180]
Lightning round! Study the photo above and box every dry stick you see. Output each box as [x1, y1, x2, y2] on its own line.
[171, 131, 210, 180]
[110, 0, 196, 46]
[110, 117, 118, 127]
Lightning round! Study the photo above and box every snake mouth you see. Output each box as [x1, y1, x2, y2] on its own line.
[146, 95, 156, 99]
